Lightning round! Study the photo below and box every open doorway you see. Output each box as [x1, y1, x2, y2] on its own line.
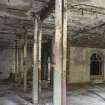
[90, 53, 104, 82]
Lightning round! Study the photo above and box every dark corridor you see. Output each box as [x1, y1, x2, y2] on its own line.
[41, 40, 53, 84]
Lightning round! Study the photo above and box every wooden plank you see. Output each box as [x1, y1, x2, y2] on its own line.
[54, 0, 67, 105]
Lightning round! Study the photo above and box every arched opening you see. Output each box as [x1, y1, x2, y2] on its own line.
[90, 53, 104, 81]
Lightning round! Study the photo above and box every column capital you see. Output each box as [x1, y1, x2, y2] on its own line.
[31, 13, 40, 22]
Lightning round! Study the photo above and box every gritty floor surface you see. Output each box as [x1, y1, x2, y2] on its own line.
[1, 83, 105, 105]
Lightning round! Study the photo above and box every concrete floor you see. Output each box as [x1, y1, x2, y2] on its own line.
[1, 83, 105, 105]
[0, 84, 32, 105]
[67, 84, 105, 105]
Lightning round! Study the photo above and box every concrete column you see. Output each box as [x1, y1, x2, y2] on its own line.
[15, 40, 18, 82]
[54, 0, 67, 105]
[16, 48, 22, 86]
[21, 48, 24, 78]
[17, 49, 19, 76]
[17, 48, 19, 74]
[19, 48, 24, 85]
[33, 15, 41, 104]
[66, 39, 70, 84]
[23, 36, 28, 92]
[38, 23, 42, 93]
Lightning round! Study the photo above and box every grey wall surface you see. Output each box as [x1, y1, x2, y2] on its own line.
[0, 48, 33, 80]
[68, 47, 105, 83]
[0, 48, 15, 80]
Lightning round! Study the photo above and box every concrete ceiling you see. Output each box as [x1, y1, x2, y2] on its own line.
[0, 0, 105, 48]
[0, 0, 53, 19]
[43, 0, 105, 48]
[0, 0, 54, 48]
[69, 0, 105, 48]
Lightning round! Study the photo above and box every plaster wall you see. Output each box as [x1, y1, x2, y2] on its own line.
[68, 47, 105, 83]
[0, 46, 105, 84]
[0, 48, 15, 80]
[0, 48, 32, 80]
